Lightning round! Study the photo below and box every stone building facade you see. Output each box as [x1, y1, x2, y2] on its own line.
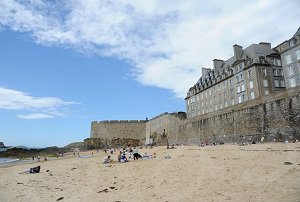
[274, 28, 300, 89]
[90, 28, 300, 146]
[185, 42, 285, 118]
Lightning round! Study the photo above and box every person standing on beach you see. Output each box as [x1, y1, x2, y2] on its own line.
[133, 147, 139, 160]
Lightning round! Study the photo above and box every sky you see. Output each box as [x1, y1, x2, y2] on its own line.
[0, 0, 299, 147]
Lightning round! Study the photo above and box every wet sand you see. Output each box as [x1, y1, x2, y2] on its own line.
[0, 143, 299, 202]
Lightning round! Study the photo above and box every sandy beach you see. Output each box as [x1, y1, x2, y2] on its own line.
[0, 143, 299, 202]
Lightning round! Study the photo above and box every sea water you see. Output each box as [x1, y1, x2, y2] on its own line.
[0, 158, 20, 164]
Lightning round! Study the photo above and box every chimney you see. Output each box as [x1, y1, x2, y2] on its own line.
[201, 68, 211, 78]
[213, 59, 224, 73]
[259, 42, 271, 49]
[233, 44, 243, 60]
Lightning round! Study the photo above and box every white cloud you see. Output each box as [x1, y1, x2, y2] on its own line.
[0, 87, 77, 118]
[16, 113, 54, 119]
[0, 0, 299, 98]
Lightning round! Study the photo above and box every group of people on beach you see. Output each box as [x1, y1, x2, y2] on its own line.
[103, 147, 156, 164]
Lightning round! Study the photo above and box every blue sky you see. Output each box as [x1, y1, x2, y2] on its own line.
[0, 0, 299, 147]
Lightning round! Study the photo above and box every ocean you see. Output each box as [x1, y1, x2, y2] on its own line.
[0, 158, 20, 164]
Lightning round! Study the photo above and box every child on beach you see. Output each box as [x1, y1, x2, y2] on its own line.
[103, 155, 111, 164]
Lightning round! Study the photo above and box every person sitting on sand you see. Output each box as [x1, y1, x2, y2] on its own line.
[118, 151, 122, 162]
[103, 155, 111, 164]
[120, 153, 128, 163]
[153, 153, 157, 158]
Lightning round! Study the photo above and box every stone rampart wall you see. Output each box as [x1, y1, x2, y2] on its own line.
[91, 121, 146, 141]
[145, 112, 186, 145]
[175, 86, 300, 144]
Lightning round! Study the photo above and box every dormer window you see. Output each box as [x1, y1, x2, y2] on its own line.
[290, 38, 296, 47]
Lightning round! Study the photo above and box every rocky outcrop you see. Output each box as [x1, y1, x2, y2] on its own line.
[0, 142, 5, 148]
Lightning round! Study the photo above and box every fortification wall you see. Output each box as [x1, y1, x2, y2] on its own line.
[175, 86, 300, 145]
[145, 112, 186, 145]
[89, 87, 300, 147]
[90, 120, 146, 140]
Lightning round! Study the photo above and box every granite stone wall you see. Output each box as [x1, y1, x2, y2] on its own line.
[175, 86, 300, 144]
[90, 120, 147, 147]
[90, 88, 300, 146]
[145, 112, 186, 145]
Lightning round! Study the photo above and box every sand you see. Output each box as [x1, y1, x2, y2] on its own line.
[0, 143, 299, 202]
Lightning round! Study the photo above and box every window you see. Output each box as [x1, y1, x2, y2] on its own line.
[215, 105, 218, 111]
[220, 102, 223, 109]
[290, 76, 296, 87]
[273, 69, 283, 76]
[296, 49, 300, 60]
[248, 70, 252, 77]
[281, 80, 285, 87]
[273, 59, 281, 66]
[262, 68, 267, 76]
[290, 39, 295, 47]
[265, 90, 270, 95]
[277, 59, 282, 66]
[287, 65, 294, 76]
[241, 84, 245, 92]
[236, 76, 239, 82]
[285, 54, 292, 64]
[249, 80, 254, 89]
[231, 99, 235, 105]
[274, 80, 279, 87]
[237, 86, 240, 93]
[250, 91, 255, 100]
[229, 79, 232, 85]
[239, 64, 242, 70]
[278, 69, 282, 76]
[240, 74, 243, 80]
[263, 80, 268, 87]
[238, 96, 242, 103]
[197, 95, 199, 101]
[242, 94, 246, 101]
[224, 91, 227, 97]
[187, 100, 190, 105]
[225, 100, 228, 107]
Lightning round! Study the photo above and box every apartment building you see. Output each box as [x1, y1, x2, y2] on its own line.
[185, 43, 285, 118]
[274, 28, 300, 89]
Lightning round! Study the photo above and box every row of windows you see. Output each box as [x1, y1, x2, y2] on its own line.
[262, 67, 283, 77]
[188, 91, 256, 117]
[285, 49, 300, 64]
[285, 62, 300, 77]
[288, 73, 300, 88]
[187, 78, 255, 106]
